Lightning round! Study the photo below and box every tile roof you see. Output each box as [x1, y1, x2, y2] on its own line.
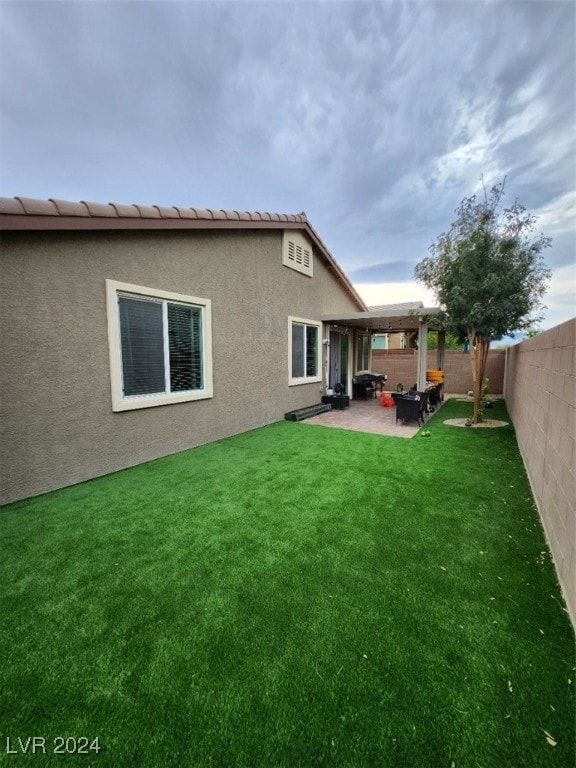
[0, 195, 309, 223]
[0, 195, 367, 310]
[368, 301, 424, 312]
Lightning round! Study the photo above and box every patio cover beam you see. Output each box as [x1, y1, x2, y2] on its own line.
[321, 306, 443, 334]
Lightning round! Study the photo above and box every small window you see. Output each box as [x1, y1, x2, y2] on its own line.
[288, 317, 321, 385]
[106, 280, 213, 411]
[282, 231, 313, 277]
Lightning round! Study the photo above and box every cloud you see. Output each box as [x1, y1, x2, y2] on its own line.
[540, 263, 576, 329]
[348, 261, 417, 284]
[355, 281, 437, 310]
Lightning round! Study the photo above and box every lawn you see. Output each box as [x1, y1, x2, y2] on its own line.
[1, 399, 574, 767]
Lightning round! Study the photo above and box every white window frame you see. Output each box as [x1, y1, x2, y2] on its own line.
[106, 279, 213, 412]
[288, 316, 322, 386]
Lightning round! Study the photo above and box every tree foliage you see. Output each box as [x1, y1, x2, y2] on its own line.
[414, 179, 552, 422]
[426, 331, 463, 351]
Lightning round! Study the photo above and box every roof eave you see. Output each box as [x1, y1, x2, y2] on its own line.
[0, 213, 307, 232]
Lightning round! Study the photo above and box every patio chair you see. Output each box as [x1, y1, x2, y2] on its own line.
[357, 372, 388, 394]
[395, 392, 429, 426]
[428, 383, 443, 407]
[352, 377, 376, 399]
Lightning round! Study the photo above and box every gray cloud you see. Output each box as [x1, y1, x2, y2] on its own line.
[348, 260, 417, 284]
[1, 0, 573, 327]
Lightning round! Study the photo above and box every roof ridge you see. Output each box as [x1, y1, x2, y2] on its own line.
[0, 195, 309, 223]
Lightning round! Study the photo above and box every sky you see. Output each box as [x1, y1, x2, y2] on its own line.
[1, 0, 574, 330]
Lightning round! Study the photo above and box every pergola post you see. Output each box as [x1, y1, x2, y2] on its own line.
[417, 317, 428, 391]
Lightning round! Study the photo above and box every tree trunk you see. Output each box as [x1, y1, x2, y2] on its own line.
[471, 333, 490, 424]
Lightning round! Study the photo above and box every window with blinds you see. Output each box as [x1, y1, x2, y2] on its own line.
[289, 317, 321, 385]
[168, 303, 203, 392]
[118, 294, 203, 397]
[305, 325, 318, 377]
[119, 296, 165, 396]
[106, 280, 212, 411]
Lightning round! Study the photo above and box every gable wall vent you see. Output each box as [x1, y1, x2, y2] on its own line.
[282, 231, 313, 277]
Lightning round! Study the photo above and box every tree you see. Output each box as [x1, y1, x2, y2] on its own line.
[426, 331, 463, 351]
[414, 179, 552, 423]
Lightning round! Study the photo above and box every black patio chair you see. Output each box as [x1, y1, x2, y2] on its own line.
[352, 377, 376, 400]
[395, 392, 429, 426]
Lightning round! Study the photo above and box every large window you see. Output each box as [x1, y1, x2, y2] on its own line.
[289, 317, 321, 385]
[106, 280, 213, 411]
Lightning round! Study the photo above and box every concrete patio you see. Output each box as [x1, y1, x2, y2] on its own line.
[300, 395, 443, 438]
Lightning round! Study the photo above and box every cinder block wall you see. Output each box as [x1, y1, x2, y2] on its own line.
[372, 349, 505, 393]
[504, 319, 576, 628]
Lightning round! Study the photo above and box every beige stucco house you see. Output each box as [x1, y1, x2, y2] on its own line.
[0, 195, 375, 504]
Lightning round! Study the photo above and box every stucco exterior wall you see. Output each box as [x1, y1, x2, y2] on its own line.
[0, 229, 360, 504]
[504, 319, 576, 627]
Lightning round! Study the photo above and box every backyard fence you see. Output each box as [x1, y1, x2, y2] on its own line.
[372, 348, 506, 394]
[504, 318, 575, 630]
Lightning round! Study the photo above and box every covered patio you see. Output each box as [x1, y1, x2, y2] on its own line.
[323, 302, 445, 392]
[302, 393, 444, 438]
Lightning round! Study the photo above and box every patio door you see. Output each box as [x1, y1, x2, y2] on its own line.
[329, 331, 349, 393]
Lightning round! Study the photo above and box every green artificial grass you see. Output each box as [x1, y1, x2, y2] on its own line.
[1, 399, 574, 767]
